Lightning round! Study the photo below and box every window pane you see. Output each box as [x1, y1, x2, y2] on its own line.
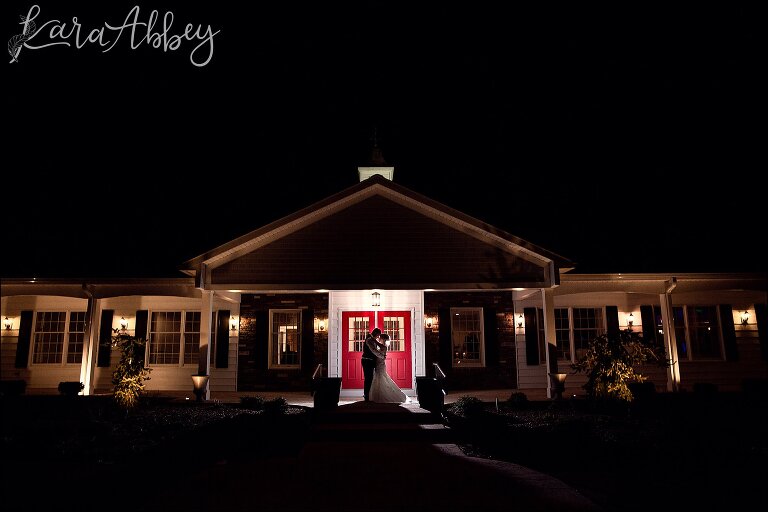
[67, 312, 87, 364]
[672, 307, 687, 359]
[686, 306, 721, 359]
[33, 312, 66, 364]
[272, 310, 301, 367]
[537, 309, 570, 362]
[382, 316, 405, 351]
[348, 316, 370, 352]
[572, 308, 603, 360]
[451, 308, 483, 366]
[150, 312, 182, 365]
[184, 312, 201, 366]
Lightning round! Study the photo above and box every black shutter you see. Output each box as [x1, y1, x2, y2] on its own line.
[134, 310, 149, 365]
[719, 305, 738, 362]
[301, 308, 314, 374]
[640, 305, 655, 343]
[255, 310, 269, 369]
[606, 306, 620, 336]
[756, 303, 768, 361]
[97, 310, 114, 367]
[14, 310, 33, 368]
[484, 308, 498, 367]
[438, 308, 451, 371]
[524, 307, 539, 366]
[216, 309, 230, 368]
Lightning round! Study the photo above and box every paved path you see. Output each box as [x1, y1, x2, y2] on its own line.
[144, 402, 601, 512]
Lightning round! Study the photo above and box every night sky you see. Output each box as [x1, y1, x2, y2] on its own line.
[3, 1, 764, 278]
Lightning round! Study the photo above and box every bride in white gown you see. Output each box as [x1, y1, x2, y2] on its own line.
[369, 334, 407, 403]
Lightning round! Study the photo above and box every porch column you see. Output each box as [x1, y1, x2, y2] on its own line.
[659, 281, 681, 392]
[541, 288, 557, 399]
[79, 295, 100, 396]
[199, 289, 213, 399]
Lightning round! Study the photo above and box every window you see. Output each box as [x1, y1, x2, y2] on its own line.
[148, 311, 200, 366]
[572, 308, 604, 360]
[67, 312, 87, 364]
[450, 308, 484, 367]
[685, 306, 722, 360]
[537, 308, 571, 362]
[32, 311, 86, 365]
[651, 305, 722, 361]
[269, 310, 301, 368]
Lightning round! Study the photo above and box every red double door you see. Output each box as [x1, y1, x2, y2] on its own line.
[341, 311, 412, 390]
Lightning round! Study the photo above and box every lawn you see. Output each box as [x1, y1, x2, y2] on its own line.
[1, 389, 765, 512]
[445, 390, 768, 511]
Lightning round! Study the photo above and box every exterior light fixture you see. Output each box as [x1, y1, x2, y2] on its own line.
[3, 317, 11, 330]
[119, 317, 128, 331]
[741, 311, 750, 326]
[319, 320, 325, 331]
[191, 374, 209, 402]
[371, 291, 381, 307]
[627, 313, 634, 330]
[231, 316, 238, 331]
[517, 314, 524, 328]
[425, 316, 432, 329]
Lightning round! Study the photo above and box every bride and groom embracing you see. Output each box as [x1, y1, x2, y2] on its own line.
[361, 327, 407, 403]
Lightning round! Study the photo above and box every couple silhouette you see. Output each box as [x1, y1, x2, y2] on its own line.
[361, 327, 407, 403]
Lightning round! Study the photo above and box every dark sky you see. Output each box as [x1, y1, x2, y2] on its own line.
[3, 1, 764, 278]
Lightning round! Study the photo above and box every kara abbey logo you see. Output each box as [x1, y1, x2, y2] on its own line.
[8, 4, 220, 67]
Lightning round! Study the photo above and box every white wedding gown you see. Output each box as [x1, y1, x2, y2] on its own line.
[369, 353, 407, 403]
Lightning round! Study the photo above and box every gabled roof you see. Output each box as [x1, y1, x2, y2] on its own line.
[182, 174, 574, 290]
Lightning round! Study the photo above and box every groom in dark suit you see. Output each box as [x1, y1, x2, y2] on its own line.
[361, 327, 384, 401]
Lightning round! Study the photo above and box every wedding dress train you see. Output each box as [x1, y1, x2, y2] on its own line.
[369, 356, 407, 403]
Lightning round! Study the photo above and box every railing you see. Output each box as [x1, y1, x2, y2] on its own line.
[311, 364, 323, 396]
[433, 362, 447, 393]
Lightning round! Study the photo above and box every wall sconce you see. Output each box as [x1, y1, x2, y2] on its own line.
[517, 314, 524, 329]
[627, 312, 634, 330]
[371, 291, 381, 307]
[231, 316, 238, 331]
[425, 316, 432, 329]
[119, 316, 128, 331]
[319, 320, 325, 332]
[741, 311, 750, 326]
[3, 317, 11, 330]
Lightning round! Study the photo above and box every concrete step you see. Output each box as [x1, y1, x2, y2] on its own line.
[311, 401, 442, 425]
[308, 422, 455, 443]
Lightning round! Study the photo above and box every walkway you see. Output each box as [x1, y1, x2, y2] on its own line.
[142, 400, 601, 512]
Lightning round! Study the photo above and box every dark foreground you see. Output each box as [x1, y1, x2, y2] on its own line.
[1, 390, 766, 511]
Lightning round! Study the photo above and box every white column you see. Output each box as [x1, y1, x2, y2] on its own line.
[541, 288, 557, 399]
[659, 291, 681, 392]
[199, 290, 213, 399]
[79, 297, 100, 396]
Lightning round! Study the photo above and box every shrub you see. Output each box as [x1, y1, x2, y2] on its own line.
[263, 397, 288, 414]
[112, 329, 152, 410]
[507, 392, 529, 407]
[240, 396, 265, 410]
[448, 395, 485, 418]
[58, 381, 84, 396]
[571, 329, 670, 403]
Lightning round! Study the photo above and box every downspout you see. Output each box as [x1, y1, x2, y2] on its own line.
[79, 284, 99, 395]
[661, 277, 680, 392]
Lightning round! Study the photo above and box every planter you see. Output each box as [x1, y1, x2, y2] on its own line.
[416, 377, 445, 413]
[58, 381, 84, 396]
[313, 377, 342, 409]
[192, 375, 209, 402]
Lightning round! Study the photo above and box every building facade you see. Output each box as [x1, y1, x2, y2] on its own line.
[2, 169, 766, 398]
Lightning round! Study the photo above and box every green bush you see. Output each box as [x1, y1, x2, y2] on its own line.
[111, 330, 152, 409]
[507, 392, 529, 407]
[240, 396, 265, 410]
[571, 329, 670, 403]
[448, 395, 485, 418]
[263, 397, 288, 414]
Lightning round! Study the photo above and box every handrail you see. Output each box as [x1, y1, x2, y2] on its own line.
[433, 362, 446, 380]
[310, 364, 323, 397]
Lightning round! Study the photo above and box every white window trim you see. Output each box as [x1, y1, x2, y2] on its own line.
[147, 310, 201, 367]
[268, 309, 302, 370]
[449, 307, 485, 368]
[29, 310, 86, 367]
